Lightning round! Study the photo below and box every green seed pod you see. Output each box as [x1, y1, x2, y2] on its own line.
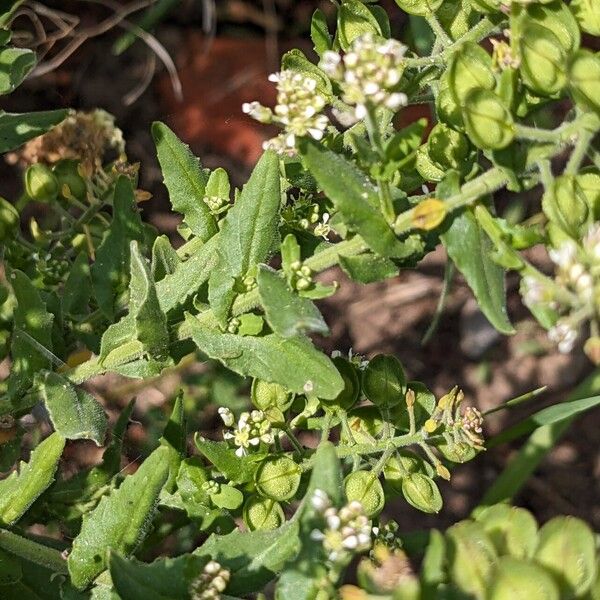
[416, 145, 445, 182]
[384, 450, 434, 494]
[473, 504, 538, 559]
[343, 405, 383, 444]
[463, 89, 515, 150]
[446, 521, 497, 598]
[521, 1, 580, 54]
[243, 495, 285, 531]
[435, 440, 478, 464]
[534, 516, 597, 598]
[24, 163, 59, 203]
[580, 169, 600, 219]
[487, 557, 560, 600]
[427, 122, 470, 172]
[251, 379, 292, 411]
[362, 354, 406, 409]
[344, 470, 385, 517]
[542, 175, 589, 238]
[321, 356, 360, 410]
[570, 0, 600, 36]
[436, 0, 476, 41]
[569, 50, 600, 115]
[0, 197, 19, 241]
[393, 0, 443, 16]
[519, 23, 567, 96]
[52, 159, 87, 201]
[255, 455, 301, 501]
[401, 473, 442, 514]
[436, 76, 464, 130]
[447, 41, 495, 105]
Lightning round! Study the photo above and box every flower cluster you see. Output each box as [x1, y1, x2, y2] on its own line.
[310, 490, 372, 563]
[242, 71, 329, 155]
[423, 387, 484, 450]
[219, 408, 274, 457]
[320, 34, 408, 121]
[522, 225, 600, 356]
[189, 560, 230, 600]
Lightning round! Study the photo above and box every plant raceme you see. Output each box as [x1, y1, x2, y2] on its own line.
[0, 0, 599, 597]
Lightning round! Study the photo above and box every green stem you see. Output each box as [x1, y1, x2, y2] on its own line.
[0, 530, 68, 575]
[426, 14, 452, 48]
[564, 125, 595, 175]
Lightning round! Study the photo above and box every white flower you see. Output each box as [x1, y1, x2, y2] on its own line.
[549, 242, 577, 269]
[311, 489, 331, 513]
[217, 407, 234, 427]
[549, 321, 578, 353]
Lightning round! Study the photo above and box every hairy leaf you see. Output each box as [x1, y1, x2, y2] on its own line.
[62, 252, 92, 317]
[442, 208, 514, 334]
[208, 151, 281, 325]
[152, 121, 217, 242]
[0, 433, 65, 526]
[39, 371, 107, 445]
[185, 315, 343, 399]
[91, 176, 145, 318]
[300, 139, 406, 258]
[339, 253, 398, 283]
[257, 266, 328, 338]
[68, 445, 170, 589]
[0, 109, 67, 153]
[194, 436, 263, 484]
[109, 552, 207, 600]
[150, 235, 180, 282]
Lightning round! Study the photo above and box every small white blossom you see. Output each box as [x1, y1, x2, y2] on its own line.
[217, 407, 234, 427]
[549, 321, 578, 354]
[320, 33, 408, 123]
[243, 70, 329, 155]
[549, 242, 577, 269]
[222, 410, 274, 457]
[311, 489, 332, 513]
[190, 561, 230, 600]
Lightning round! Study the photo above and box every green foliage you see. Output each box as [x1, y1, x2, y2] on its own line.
[0, 0, 599, 596]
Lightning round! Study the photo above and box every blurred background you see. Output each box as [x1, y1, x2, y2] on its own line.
[1, 0, 598, 534]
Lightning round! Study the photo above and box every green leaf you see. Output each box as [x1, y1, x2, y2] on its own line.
[39, 371, 107, 445]
[91, 176, 145, 318]
[0, 433, 65, 526]
[339, 252, 398, 283]
[0, 47, 35, 94]
[337, 0, 382, 51]
[310, 8, 332, 56]
[68, 445, 171, 589]
[194, 520, 300, 595]
[481, 369, 600, 505]
[304, 442, 343, 509]
[257, 265, 328, 338]
[109, 552, 207, 600]
[150, 235, 180, 282]
[442, 208, 514, 334]
[152, 121, 217, 242]
[156, 234, 219, 314]
[7, 269, 54, 400]
[194, 436, 262, 484]
[185, 315, 343, 400]
[208, 150, 281, 325]
[160, 394, 186, 494]
[300, 139, 406, 258]
[100, 241, 170, 368]
[0, 109, 68, 153]
[62, 252, 92, 317]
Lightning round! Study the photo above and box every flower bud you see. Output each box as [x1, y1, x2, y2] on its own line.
[393, 0, 443, 17]
[570, 0, 600, 36]
[411, 198, 447, 230]
[473, 504, 538, 559]
[448, 42, 495, 105]
[534, 516, 597, 598]
[463, 89, 515, 150]
[321, 356, 360, 410]
[487, 557, 560, 600]
[52, 159, 87, 201]
[0, 197, 19, 241]
[542, 175, 589, 238]
[243, 495, 285, 531]
[362, 354, 406, 409]
[446, 521, 497, 598]
[427, 122, 470, 172]
[25, 163, 59, 203]
[569, 50, 600, 115]
[401, 473, 442, 513]
[255, 455, 301, 501]
[344, 470, 385, 517]
[518, 23, 567, 96]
